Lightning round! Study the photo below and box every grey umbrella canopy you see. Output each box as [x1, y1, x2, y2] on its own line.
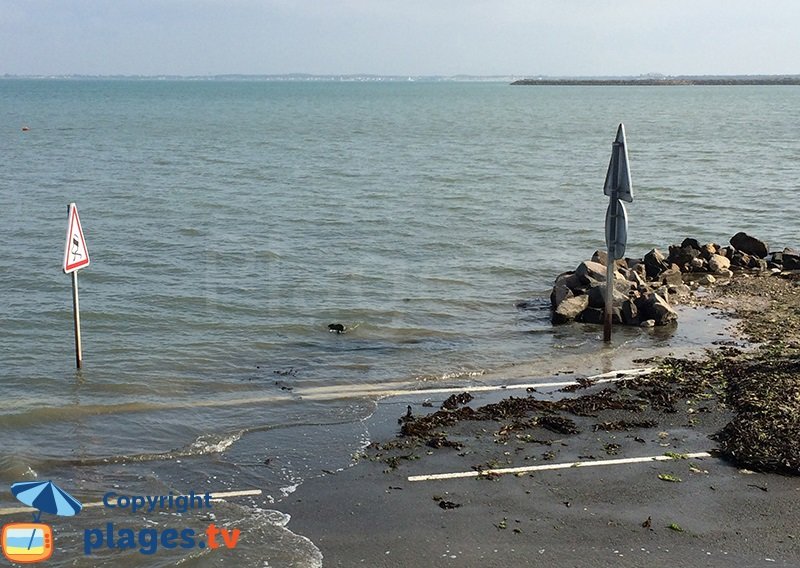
[602, 123, 633, 342]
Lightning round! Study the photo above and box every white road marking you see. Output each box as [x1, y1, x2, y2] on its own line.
[408, 452, 712, 482]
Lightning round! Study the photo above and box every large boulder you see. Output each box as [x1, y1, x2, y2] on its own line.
[552, 295, 589, 325]
[643, 248, 669, 280]
[730, 232, 769, 258]
[660, 266, 684, 286]
[578, 306, 622, 325]
[574, 260, 610, 285]
[590, 250, 629, 271]
[783, 248, 800, 270]
[550, 272, 575, 309]
[700, 243, 719, 260]
[681, 238, 702, 251]
[636, 293, 678, 326]
[587, 283, 629, 309]
[620, 299, 640, 325]
[731, 251, 752, 268]
[708, 254, 731, 274]
[667, 244, 701, 270]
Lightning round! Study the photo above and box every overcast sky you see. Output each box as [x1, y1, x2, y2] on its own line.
[2, 0, 799, 77]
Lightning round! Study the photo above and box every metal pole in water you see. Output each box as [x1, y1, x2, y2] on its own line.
[71, 264, 82, 368]
[604, 242, 614, 343]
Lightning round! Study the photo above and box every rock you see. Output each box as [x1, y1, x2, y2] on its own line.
[621, 299, 639, 325]
[785, 257, 800, 271]
[748, 257, 768, 272]
[587, 283, 629, 310]
[550, 273, 574, 308]
[574, 261, 609, 286]
[565, 272, 587, 293]
[667, 245, 700, 270]
[689, 257, 706, 271]
[717, 268, 734, 279]
[783, 248, 800, 270]
[578, 307, 604, 325]
[700, 243, 719, 260]
[643, 248, 669, 280]
[708, 254, 731, 273]
[698, 274, 716, 285]
[550, 283, 573, 309]
[328, 323, 345, 333]
[591, 250, 629, 269]
[681, 238, 702, 251]
[628, 262, 647, 281]
[731, 252, 752, 268]
[730, 232, 768, 258]
[640, 319, 656, 328]
[591, 250, 608, 265]
[660, 266, 684, 286]
[578, 307, 622, 325]
[667, 284, 692, 300]
[637, 293, 678, 326]
[628, 270, 649, 289]
[552, 295, 589, 325]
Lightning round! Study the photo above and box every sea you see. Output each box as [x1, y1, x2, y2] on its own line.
[1, 79, 799, 566]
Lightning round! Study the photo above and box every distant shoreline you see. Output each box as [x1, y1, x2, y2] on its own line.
[3, 74, 800, 84]
[512, 77, 800, 86]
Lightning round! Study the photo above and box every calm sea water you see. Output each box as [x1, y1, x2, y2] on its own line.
[2, 80, 799, 566]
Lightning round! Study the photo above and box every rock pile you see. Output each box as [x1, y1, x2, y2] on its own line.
[550, 232, 797, 327]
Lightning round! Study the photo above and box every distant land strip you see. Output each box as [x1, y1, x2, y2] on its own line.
[512, 77, 800, 86]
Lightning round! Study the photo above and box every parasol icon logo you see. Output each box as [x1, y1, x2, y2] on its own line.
[2, 480, 82, 564]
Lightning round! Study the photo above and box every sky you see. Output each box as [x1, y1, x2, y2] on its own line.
[1, 0, 799, 77]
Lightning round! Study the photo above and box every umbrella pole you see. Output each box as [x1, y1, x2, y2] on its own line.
[604, 247, 613, 342]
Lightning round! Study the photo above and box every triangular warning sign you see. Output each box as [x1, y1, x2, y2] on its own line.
[63, 203, 90, 274]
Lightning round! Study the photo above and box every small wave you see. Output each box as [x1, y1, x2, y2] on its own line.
[279, 482, 300, 498]
[188, 431, 243, 455]
[415, 369, 486, 383]
[178, 226, 206, 237]
[0, 454, 39, 484]
[57, 430, 246, 468]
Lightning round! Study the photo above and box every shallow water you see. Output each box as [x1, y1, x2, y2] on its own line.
[1, 79, 798, 565]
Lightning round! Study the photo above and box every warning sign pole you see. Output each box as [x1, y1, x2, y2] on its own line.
[63, 203, 90, 369]
[71, 270, 83, 369]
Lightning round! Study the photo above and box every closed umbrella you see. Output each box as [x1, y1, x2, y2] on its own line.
[603, 124, 633, 342]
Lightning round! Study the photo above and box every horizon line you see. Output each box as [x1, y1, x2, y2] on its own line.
[3, 72, 800, 81]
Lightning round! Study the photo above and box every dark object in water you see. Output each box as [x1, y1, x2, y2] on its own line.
[441, 392, 474, 410]
[398, 405, 414, 425]
[328, 323, 345, 333]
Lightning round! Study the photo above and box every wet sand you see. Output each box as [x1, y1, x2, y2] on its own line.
[284, 391, 798, 567]
[283, 275, 800, 567]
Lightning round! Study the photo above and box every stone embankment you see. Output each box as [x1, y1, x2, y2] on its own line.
[550, 232, 800, 327]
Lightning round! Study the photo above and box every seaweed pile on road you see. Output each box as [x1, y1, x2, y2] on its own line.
[702, 274, 800, 474]
[713, 344, 800, 474]
[397, 388, 644, 441]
